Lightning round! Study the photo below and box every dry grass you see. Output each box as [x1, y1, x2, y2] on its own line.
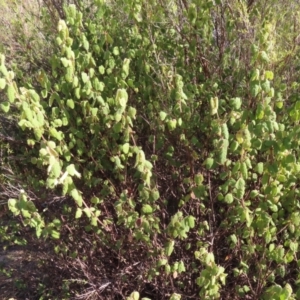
[0, 1, 41, 54]
[0, 0, 55, 74]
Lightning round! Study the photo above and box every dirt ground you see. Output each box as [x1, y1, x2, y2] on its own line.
[0, 244, 46, 300]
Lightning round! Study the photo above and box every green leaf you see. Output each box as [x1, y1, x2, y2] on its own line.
[283, 283, 293, 298]
[57, 19, 67, 32]
[91, 108, 98, 116]
[150, 189, 160, 201]
[128, 106, 137, 119]
[134, 11, 143, 22]
[8, 198, 20, 215]
[186, 216, 195, 228]
[250, 82, 260, 97]
[167, 119, 177, 130]
[83, 207, 92, 218]
[36, 111, 44, 126]
[204, 158, 214, 169]
[98, 65, 105, 74]
[165, 264, 171, 275]
[0, 78, 6, 89]
[235, 178, 245, 199]
[159, 111, 167, 121]
[224, 193, 234, 204]
[221, 123, 229, 139]
[260, 51, 269, 63]
[230, 234, 238, 245]
[70, 189, 83, 207]
[195, 173, 204, 185]
[116, 88, 128, 107]
[188, 3, 197, 24]
[67, 164, 81, 178]
[263, 284, 283, 299]
[114, 112, 122, 122]
[61, 57, 70, 67]
[276, 101, 283, 109]
[83, 37, 89, 51]
[165, 240, 175, 256]
[142, 204, 153, 214]
[256, 162, 264, 174]
[251, 69, 260, 81]
[169, 293, 181, 300]
[0, 101, 10, 113]
[230, 140, 239, 152]
[51, 160, 61, 178]
[157, 258, 168, 267]
[91, 196, 100, 204]
[289, 241, 298, 252]
[205, 252, 215, 265]
[265, 231, 272, 244]
[7, 84, 15, 103]
[26, 201, 36, 213]
[75, 208, 82, 219]
[72, 76, 78, 88]
[67, 99, 75, 109]
[229, 97, 242, 110]
[219, 139, 229, 164]
[122, 58, 130, 79]
[29, 89, 40, 102]
[127, 291, 139, 300]
[113, 46, 119, 56]
[192, 185, 206, 198]
[210, 97, 219, 115]
[49, 127, 64, 141]
[91, 217, 97, 226]
[81, 72, 89, 83]
[51, 230, 60, 239]
[0, 64, 8, 76]
[122, 143, 130, 154]
[261, 80, 270, 92]
[178, 261, 186, 273]
[241, 162, 248, 179]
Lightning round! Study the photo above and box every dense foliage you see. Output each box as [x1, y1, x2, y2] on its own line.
[2, 0, 300, 299]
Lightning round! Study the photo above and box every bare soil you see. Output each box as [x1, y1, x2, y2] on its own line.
[0, 244, 48, 300]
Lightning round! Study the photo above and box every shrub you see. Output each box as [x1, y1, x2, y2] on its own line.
[1, 0, 300, 299]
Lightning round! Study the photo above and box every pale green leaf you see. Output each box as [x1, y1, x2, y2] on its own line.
[142, 204, 153, 214]
[67, 99, 75, 109]
[0, 78, 6, 89]
[67, 164, 81, 178]
[7, 85, 15, 103]
[165, 240, 175, 256]
[0, 101, 10, 113]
